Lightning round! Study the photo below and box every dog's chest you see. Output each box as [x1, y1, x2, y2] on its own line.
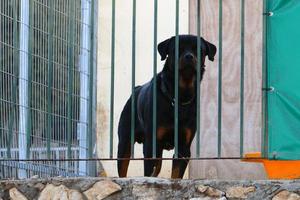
[157, 103, 196, 125]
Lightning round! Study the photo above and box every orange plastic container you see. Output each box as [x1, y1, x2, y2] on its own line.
[242, 152, 300, 179]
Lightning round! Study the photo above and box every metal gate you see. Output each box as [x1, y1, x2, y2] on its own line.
[0, 0, 97, 178]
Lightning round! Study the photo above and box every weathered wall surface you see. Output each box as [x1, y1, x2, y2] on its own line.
[1, 177, 300, 200]
[188, 0, 265, 179]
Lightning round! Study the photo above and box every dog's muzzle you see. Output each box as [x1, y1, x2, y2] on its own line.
[180, 52, 197, 72]
[184, 52, 194, 62]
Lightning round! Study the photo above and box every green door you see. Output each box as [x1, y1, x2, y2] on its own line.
[267, 0, 300, 160]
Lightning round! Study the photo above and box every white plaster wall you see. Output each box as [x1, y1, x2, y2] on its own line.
[97, 0, 189, 178]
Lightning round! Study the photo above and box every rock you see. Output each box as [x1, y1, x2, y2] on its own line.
[9, 187, 28, 200]
[69, 179, 97, 192]
[226, 186, 256, 199]
[68, 189, 84, 200]
[18, 184, 40, 199]
[190, 197, 227, 200]
[30, 175, 39, 179]
[132, 184, 162, 199]
[34, 183, 46, 191]
[197, 185, 209, 193]
[196, 185, 225, 198]
[38, 184, 83, 200]
[272, 190, 300, 200]
[83, 180, 121, 200]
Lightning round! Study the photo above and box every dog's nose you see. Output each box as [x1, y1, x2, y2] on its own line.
[184, 53, 194, 61]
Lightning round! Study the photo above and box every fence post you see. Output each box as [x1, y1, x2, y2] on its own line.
[131, 0, 136, 158]
[217, 0, 223, 158]
[174, 0, 179, 158]
[88, 0, 97, 176]
[196, 0, 201, 158]
[152, 0, 158, 158]
[79, 0, 92, 176]
[18, 0, 30, 178]
[109, 0, 116, 159]
[240, 0, 245, 158]
[262, 0, 268, 158]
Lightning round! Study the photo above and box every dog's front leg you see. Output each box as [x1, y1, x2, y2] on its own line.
[143, 135, 164, 177]
[171, 146, 191, 179]
[143, 137, 155, 176]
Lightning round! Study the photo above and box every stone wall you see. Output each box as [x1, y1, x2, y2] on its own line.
[1, 177, 300, 200]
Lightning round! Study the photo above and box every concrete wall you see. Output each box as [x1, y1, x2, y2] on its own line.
[97, 0, 189, 178]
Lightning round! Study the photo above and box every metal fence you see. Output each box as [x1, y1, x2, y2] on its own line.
[85, 0, 266, 178]
[0, 0, 97, 178]
[0, 0, 267, 179]
[106, 0, 266, 160]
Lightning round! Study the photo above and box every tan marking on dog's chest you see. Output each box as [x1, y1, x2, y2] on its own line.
[185, 128, 193, 145]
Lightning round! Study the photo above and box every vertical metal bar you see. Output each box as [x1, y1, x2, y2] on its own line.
[88, 0, 95, 163]
[217, 0, 223, 158]
[262, 0, 268, 158]
[109, 0, 116, 158]
[19, 0, 30, 178]
[174, 0, 179, 158]
[7, 0, 19, 159]
[67, 0, 75, 159]
[131, 0, 136, 158]
[240, 0, 245, 158]
[46, 0, 54, 159]
[91, 0, 98, 176]
[79, 0, 91, 175]
[26, 0, 33, 160]
[152, 0, 158, 158]
[196, 0, 201, 158]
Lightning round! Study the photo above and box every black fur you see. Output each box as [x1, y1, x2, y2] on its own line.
[117, 35, 217, 178]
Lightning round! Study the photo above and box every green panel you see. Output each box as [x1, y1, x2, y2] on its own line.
[267, 0, 300, 160]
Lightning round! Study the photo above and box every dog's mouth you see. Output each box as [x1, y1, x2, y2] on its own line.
[180, 65, 196, 76]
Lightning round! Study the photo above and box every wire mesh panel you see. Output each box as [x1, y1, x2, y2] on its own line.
[0, 0, 97, 178]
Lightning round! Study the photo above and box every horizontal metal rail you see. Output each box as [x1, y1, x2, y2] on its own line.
[0, 157, 266, 162]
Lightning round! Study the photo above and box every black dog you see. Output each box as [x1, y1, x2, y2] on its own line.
[117, 35, 216, 178]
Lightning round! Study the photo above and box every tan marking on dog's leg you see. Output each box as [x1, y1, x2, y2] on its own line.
[185, 128, 193, 145]
[171, 166, 181, 179]
[119, 158, 130, 177]
[151, 160, 162, 177]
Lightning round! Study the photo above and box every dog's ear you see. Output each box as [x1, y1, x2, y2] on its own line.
[201, 38, 217, 61]
[158, 38, 171, 61]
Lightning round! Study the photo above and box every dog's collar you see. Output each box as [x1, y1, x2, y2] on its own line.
[160, 74, 195, 107]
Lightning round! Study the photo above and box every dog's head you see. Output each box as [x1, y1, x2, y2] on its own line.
[158, 35, 216, 89]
